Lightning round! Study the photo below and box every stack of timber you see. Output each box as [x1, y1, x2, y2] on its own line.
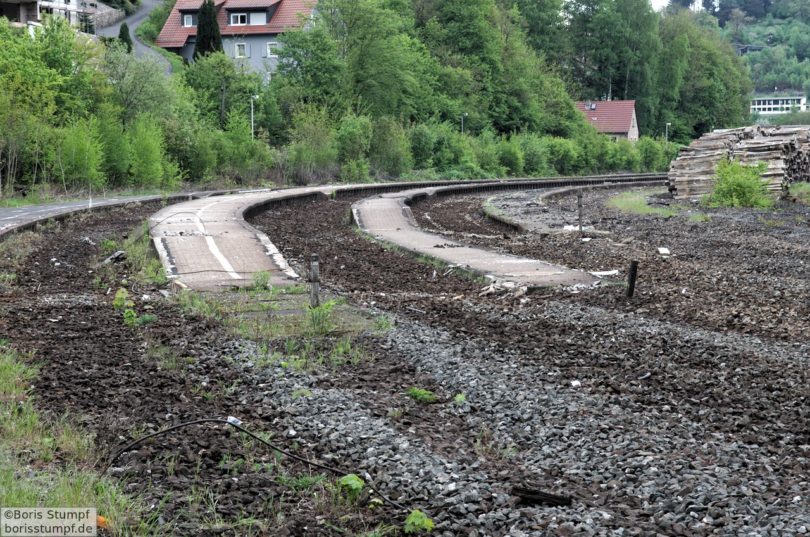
[668, 125, 810, 199]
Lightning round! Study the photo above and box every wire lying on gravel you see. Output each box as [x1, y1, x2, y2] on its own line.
[101, 417, 408, 512]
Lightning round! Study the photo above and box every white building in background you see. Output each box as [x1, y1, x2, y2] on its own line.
[750, 95, 807, 116]
[39, 0, 98, 29]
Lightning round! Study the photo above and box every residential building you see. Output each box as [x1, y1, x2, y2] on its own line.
[750, 95, 807, 116]
[0, 0, 39, 23]
[156, 0, 315, 74]
[39, 0, 97, 30]
[575, 100, 640, 142]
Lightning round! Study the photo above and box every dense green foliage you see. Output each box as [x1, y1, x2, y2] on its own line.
[1, 2, 702, 198]
[705, 159, 773, 208]
[0, 19, 270, 197]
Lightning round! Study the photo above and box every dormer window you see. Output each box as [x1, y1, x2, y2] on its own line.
[230, 12, 247, 25]
[182, 13, 197, 27]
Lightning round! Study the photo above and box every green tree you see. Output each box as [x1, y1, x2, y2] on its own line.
[194, 0, 223, 59]
[118, 22, 133, 53]
[184, 52, 260, 128]
[48, 118, 105, 191]
[103, 42, 174, 123]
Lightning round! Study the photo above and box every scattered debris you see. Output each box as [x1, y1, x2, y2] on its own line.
[102, 251, 127, 265]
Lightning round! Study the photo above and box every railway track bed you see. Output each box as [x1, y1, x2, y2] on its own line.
[1, 184, 809, 535]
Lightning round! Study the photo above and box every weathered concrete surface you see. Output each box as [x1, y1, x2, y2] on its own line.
[352, 187, 595, 287]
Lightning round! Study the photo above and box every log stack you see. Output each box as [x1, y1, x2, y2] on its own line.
[668, 125, 810, 199]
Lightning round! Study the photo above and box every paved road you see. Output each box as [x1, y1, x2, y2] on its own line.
[96, 0, 172, 73]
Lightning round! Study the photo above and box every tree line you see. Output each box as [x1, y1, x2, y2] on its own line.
[1, 0, 753, 197]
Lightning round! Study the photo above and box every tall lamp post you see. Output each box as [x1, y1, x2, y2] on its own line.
[250, 94, 259, 139]
[665, 122, 671, 145]
[461, 112, 468, 135]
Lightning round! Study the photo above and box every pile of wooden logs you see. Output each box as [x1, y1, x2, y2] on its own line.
[668, 125, 810, 199]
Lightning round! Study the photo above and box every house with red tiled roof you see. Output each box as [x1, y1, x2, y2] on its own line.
[575, 100, 639, 142]
[156, 0, 315, 74]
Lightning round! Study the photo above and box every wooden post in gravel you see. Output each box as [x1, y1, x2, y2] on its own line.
[577, 191, 584, 235]
[626, 260, 639, 298]
[310, 254, 320, 308]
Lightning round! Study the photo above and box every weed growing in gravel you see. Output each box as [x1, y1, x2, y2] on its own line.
[278, 472, 327, 491]
[791, 182, 810, 204]
[406, 387, 437, 404]
[688, 213, 712, 223]
[338, 473, 365, 503]
[387, 408, 403, 419]
[0, 271, 16, 285]
[113, 288, 133, 310]
[453, 393, 467, 405]
[373, 314, 394, 333]
[123, 308, 138, 327]
[292, 388, 313, 399]
[100, 238, 118, 254]
[404, 509, 434, 534]
[175, 291, 223, 321]
[123, 222, 169, 286]
[252, 270, 272, 291]
[307, 300, 337, 336]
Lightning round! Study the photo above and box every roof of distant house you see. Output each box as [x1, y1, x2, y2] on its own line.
[156, 0, 315, 49]
[575, 100, 636, 135]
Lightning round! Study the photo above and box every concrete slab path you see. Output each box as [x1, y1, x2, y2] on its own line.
[150, 180, 617, 291]
[352, 186, 595, 288]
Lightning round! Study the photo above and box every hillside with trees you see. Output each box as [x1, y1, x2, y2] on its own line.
[685, 0, 810, 97]
[1, 0, 754, 198]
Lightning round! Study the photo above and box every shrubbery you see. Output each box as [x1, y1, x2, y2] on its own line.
[705, 160, 773, 208]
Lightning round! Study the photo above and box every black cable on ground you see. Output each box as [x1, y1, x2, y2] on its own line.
[100, 417, 408, 512]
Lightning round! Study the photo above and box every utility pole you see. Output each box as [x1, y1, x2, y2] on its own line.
[250, 94, 258, 139]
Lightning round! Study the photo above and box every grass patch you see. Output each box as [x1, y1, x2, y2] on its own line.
[0, 231, 42, 272]
[790, 182, 810, 205]
[607, 190, 680, 217]
[123, 221, 169, 286]
[688, 213, 712, 223]
[0, 344, 149, 533]
[406, 387, 437, 404]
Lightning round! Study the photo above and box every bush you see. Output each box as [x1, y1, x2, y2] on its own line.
[128, 114, 164, 188]
[49, 118, 105, 191]
[705, 160, 773, 208]
[516, 133, 552, 176]
[218, 113, 274, 183]
[369, 117, 412, 178]
[97, 106, 132, 187]
[498, 137, 525, 176]
[471, 130, 504, 176]
[409, 124, 436, 169]
[605, 140, 641, 172]
[336, 115, 372, 164]
[542, 137, 581, 176]
[636, 136, 665, 172]
[431, 122, 476, 173]
[340, 158, 370, 183]
[287, 105, 338, 184]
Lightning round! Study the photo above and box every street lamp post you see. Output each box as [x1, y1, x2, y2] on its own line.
[250, 94, 259, 139]
[461, 112, 468, 135]
[665, 122, 671, 145]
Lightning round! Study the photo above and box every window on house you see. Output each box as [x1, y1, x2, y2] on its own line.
[235, 43, 248, 58]
[230, 12, 247, 25]
[249, 11, 266, 24]
[182, 14, 195, 26]
[266, 41, 278, 58]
